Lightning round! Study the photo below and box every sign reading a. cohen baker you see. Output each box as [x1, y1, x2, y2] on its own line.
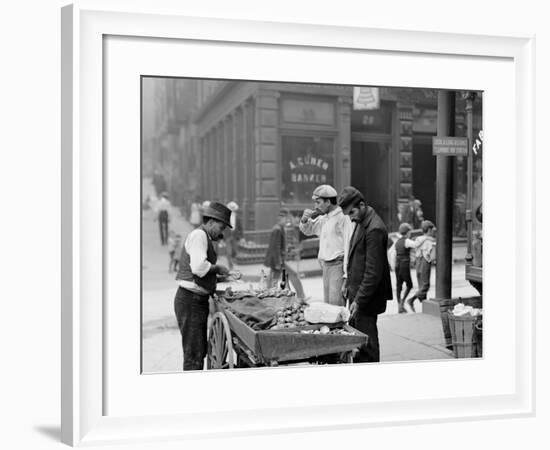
[432, 136, 468, 156]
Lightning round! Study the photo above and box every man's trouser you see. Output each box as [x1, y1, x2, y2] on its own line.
[320, 256, 345, 306]
[174, 287, 210, 371]
[350, 313, 380, 363]
[158, 210, 169, 245]
[415, 257, 431, 301]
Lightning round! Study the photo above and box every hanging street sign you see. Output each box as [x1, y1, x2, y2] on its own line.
[353, 87, 380, 110]
[432, 136, 468, 156]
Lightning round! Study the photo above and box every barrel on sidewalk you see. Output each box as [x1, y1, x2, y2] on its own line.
[439, 296, 482, 353]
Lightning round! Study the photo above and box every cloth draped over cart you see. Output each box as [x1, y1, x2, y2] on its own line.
[218, 295, 298, 330]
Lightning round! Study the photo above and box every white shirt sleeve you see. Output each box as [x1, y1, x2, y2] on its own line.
[405, 238, 418, 248]
[185, 230, 212, 278]
[421, 239, 436, 263]
[299, 215, 325, 236]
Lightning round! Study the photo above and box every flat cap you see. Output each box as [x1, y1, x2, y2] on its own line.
[421, 220, 436, 232]
[398, 222, 412, 234]
[338, 186, 365, 214]
[278, 208, 290, 217]
[312, 184, 338, 200]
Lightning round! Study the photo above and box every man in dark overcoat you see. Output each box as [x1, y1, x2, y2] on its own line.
[263, 209, 306, 299]
[338, 186, 393, 363]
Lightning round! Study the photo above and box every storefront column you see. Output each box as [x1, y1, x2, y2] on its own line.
[223, 115, 232, 203]
[217, 121, 225, 202]
[199, 136, 205, 200]
[254, 90, 281, 230]
[242, 99, 256, 230]
[208, 130, 215, 201]
[397, 103, 414, 230]
[241, 102, 250, 229]
[337, 96, 353, 189]
[230, 111, 238, 204]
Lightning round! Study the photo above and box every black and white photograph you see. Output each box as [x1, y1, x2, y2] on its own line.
[4, 0, 547, 448]
[141, 78, 483, 373]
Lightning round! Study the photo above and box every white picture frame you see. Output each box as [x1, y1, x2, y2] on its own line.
[61, 2, 535, 447]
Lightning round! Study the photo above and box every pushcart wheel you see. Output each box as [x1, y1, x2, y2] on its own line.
[207, 312, 235, 369]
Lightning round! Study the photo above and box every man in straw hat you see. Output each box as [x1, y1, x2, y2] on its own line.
[338, 186, 393, 363]
[299, 184, 353, 306]
[174, 202, 231, 371]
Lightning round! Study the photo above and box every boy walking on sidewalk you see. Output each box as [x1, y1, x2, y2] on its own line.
[394, 222, 416, 313]
[407, 220, 436, 312]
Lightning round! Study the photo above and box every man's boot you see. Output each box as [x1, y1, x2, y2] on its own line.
[407, 297, 416, 313]
[398, 298, 406, 314]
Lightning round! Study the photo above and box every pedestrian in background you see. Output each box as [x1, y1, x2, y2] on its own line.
[156, 192, 171, 245]
[167, 230, 177, 272]
[264, 209, 306, 300]
[398, 196, 423, 230]
[152, 169, 167, 198]
[189, 196, 202, 228]
[168, 233, 183, 273]
[406, 220, 437, 312]
[394, 222, 416, 313]
[338, 186, 393, 363]
[299, 184, 353, 306]
[224, 201, 242, 270]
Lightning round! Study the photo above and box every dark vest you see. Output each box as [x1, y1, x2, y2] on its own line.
[395, 236, 411, 265]
[176, 227, 218, 294]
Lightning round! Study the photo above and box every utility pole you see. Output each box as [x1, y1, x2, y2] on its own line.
[464, 92, 477, 265]
[435, 91, 455, 302]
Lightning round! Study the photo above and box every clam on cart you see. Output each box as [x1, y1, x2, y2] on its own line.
[207, 284, 368, 369]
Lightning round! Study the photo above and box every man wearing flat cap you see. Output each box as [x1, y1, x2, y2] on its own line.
[174, 202, 231, 370]
[299, 184, 353, 306]
[338, 186, 393, 363]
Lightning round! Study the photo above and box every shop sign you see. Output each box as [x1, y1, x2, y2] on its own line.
[289, 155, 330, 183]
[432, 136, 468, 156]
[353, 87, 380, 110]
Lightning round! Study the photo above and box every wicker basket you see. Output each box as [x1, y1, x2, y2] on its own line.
[439, 296, 482, 347]
[447, 311, 482, 358]
[474, 318, 483, 357]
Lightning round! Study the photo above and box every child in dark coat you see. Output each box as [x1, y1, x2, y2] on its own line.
[394, 223, 416, 313]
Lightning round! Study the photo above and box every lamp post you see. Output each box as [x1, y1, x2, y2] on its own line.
[434, 90, 456, 302]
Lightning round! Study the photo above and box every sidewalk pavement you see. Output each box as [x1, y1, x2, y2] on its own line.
[142, 306, 453, 373]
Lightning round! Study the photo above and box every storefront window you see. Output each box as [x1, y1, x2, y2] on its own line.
[281, 136, 334, 204]
[350, 101, 393, 134]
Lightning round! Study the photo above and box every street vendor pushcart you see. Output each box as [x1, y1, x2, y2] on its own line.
[207, 282, 368, 369]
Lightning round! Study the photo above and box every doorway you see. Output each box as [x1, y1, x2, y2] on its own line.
[350, 140, 392, 226]
[412, 135, 436, 223]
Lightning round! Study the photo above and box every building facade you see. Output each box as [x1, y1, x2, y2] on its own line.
[144, 78, 483, 249]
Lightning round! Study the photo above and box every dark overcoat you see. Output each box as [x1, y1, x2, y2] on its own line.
[346, 206, 393, 315]
[263, 224, 285, 270]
